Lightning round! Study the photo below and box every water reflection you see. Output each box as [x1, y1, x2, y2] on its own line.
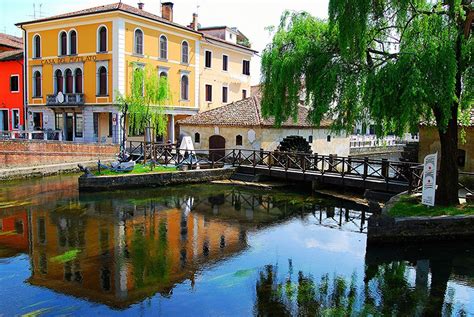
[0, 177, 472, 315]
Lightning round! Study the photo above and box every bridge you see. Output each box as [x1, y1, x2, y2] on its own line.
[128, 141, 424, 194]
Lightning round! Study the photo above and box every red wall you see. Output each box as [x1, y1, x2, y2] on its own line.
[0, 58, 24, 130]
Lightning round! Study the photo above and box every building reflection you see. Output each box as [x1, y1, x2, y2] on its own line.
[0, 194, 248, 309]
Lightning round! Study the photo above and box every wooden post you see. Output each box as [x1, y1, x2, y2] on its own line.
[363, 157, 369, 179]
[382, 158, 389, 180]
[347, 156, 352, 174]
[329, 154, 334, 172]
[314, 153, 318, 171]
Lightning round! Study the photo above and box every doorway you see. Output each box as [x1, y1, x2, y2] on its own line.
[0, 110, 8, 131]
[66, 113, 73, 141]
[209, 135, 226, 160]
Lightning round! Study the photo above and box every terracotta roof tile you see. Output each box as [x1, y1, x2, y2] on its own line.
[0, 33, 23, 49]
[0, 49, 23, 61]
[177, 95, 332, 128]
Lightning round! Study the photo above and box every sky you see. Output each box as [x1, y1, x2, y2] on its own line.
[0, 0, 329, 84]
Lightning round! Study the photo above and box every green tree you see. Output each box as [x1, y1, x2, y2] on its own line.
[261, 1, 474, 205]
[116, 64, 169, 144]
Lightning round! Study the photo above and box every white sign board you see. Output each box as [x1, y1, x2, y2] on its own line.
[422, 152, 438, 206]
[179, 136, 195, 155]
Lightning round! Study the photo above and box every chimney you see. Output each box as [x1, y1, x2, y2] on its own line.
[137, 2, 144, 10]
[161, 2, 174, 22]
[190, 13, 198, 31]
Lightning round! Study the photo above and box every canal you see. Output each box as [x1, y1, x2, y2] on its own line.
[0, 175, 473, 316]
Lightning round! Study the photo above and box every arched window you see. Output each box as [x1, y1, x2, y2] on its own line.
[55, 69, 63, 93]
[236, 135, 243, 146]
[160, 35, 167, 59]
[98, 66, 107, 95]
[98, 26, 107, 52]
[181, 75, 189, 100]
[33, 71, 41, 97]
[59, 31, 67, 56]
[74, 69, 82, 93]
[65, 69, 73, 93]
[33, 35, 41, 58]
[69, 30, 77, 55]
[194, 132, 200, 143]
[181, 41, 189, 64]
[134, 29, 143, 55]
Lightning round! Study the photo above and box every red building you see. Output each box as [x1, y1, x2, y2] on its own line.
[0, 33, 24, 131]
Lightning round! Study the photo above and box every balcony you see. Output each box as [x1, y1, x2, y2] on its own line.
[46, 93, 85, 106]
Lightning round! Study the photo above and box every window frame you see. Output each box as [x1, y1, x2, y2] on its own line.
[74, 113, 83, 138]
[205, 50, 212, 68]
[242, 89, 247, 99]
[222, 85, 228, 103]
[159, 35, 168, 60]
[98, 66, 108, 96]
[134, 28, 144, 56]
[242, 59, 250, 75]
[33, 34, 41, 59]
[11, 109, 20, 130]
[205, 84, 213, 102]
[236, 135, 243, 146]
[54, 69, 63, 94]
[10, 74, 19, 93]
[181, 40, 189, 64]
[33, 70, 42, 97]
[58, 30, 67, 56]
[74, 68, 83, 94]
[180, 74, 189, 101]
[97, 25, 108, 53]
[222, 54, 228, 71]
[68, 29, 77, 55]
[194, 132, 200, 143]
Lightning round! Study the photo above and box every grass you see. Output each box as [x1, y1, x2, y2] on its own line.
[94, 163, 177, 176]
[388, 195, 474, 217]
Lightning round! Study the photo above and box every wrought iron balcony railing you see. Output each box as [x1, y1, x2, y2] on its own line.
[46, 93, 85, 106]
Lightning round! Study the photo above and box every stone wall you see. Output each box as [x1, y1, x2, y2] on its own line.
[0, 140, 118, 168]
[79, 167, 236, 191]
[179, 125, 351, 156]
[419, 126, 473, 172]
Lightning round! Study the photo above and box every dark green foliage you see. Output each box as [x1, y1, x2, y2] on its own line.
[261, 1, 473, 135]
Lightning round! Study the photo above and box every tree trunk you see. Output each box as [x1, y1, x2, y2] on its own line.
[434, 29, 463, 206]
[436, 115, 459, 206]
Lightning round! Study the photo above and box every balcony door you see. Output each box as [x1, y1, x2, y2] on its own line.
[66, 113, 74, 141]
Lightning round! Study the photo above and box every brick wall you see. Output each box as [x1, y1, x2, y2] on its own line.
[0, 140, 119, 168]
[418, 126, 474, 172]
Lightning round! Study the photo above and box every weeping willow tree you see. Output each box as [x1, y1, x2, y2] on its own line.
[116, 64, 170, 140]
[261, 1, 474, 206]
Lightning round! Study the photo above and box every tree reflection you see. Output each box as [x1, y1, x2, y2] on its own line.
[254, 260, 467, 316]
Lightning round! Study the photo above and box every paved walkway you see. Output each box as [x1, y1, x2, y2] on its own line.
[0, 159, 113, 180]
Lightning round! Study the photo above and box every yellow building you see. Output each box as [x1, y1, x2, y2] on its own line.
[17, 2, 256, 143]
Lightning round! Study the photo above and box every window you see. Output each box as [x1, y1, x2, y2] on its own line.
[55, 69, 63, 93]
[159, 71, 168, 79]
[327, 135, 331, 142]
[12, 110, 19, 129]
[222, 86, 228, 103]
[33, 35, 41, 58]
[33, 71, 41, 97]
[75, 69, 82, 93]
[98, 26, 107, 52]
[134, 29, 143, 55]
[55, 113, 63, 130]
[242, 89, 247, 99]
[75, 113, 83, 138]
[10, 75, 19, 92]
[236, 135, 243, 146]
[108, 113, 113, 137]
[69, 30, 77, 55]
[222, 55, 228, 71]
[242, 60, 250, 75]
[181, 75, 189, 100]
[59, 31, 67, 56]
[205, 50, 212, 68]
[194, 132, 200, 143]
[65, 69, 73, 93]
[308, 135, 313, 143]
[205, 84, 212, 102]
[160, 35, 168, 59]
[181, 41, 189, 63]
[98, 66, 107, 95]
